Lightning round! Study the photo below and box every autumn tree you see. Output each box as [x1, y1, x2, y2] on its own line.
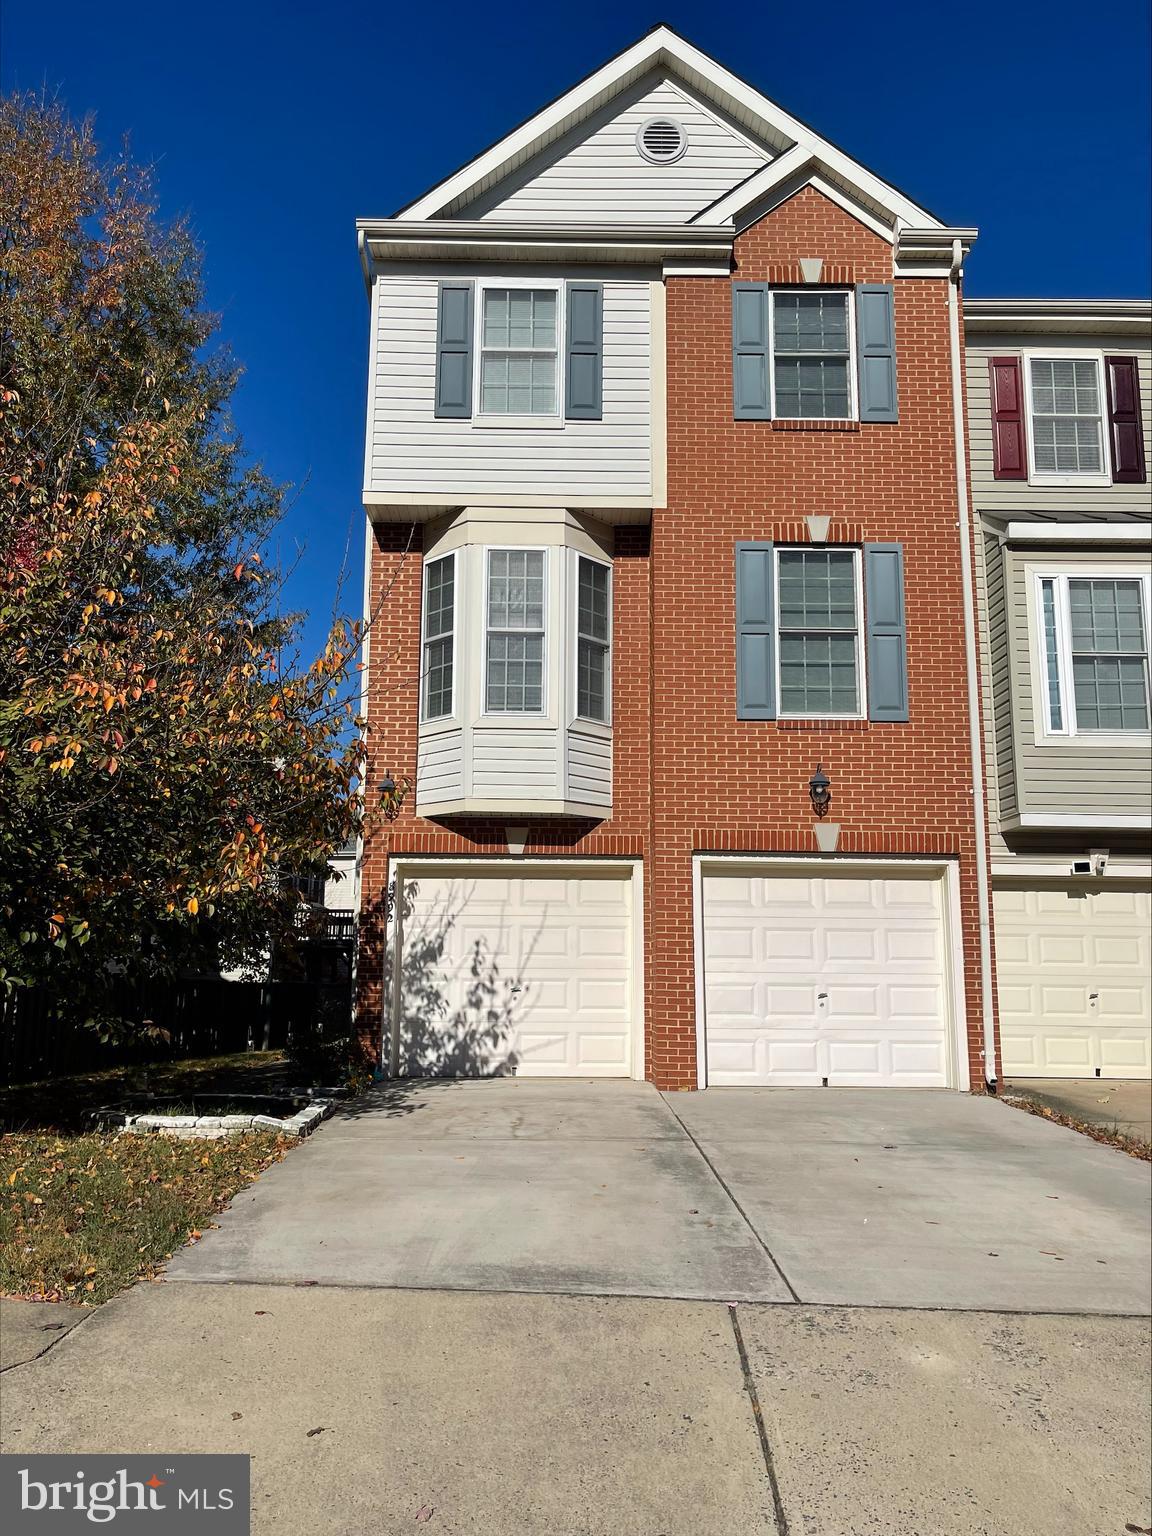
[0, 95, 368, 1028]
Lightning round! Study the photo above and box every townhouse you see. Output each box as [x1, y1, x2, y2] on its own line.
[353, 26, 1149, 1091]
[966, 300, 1151, 1080]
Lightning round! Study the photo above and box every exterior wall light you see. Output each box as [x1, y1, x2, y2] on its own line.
[379, 771, 410, 822]
[808, 764, 832, 818]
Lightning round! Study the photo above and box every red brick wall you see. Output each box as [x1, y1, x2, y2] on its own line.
[358, 185, 994, 1090]
[650, 186, 990, 1089]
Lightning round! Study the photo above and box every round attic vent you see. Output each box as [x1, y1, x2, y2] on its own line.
[636, 117, 687, 164]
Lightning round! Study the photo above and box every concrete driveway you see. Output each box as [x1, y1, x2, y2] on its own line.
[166, 1081, 1152, 1314]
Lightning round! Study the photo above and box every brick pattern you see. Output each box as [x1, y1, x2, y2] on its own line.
[358, 184, 994, 1091]
[650, 188, 990, 1090]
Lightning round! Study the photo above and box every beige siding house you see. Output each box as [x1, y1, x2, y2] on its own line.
[966, 298, 1152, 1082]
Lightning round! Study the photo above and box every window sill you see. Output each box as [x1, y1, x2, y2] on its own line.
[776, 718, 871, 731]
[1027, 473, 1111, 489]
[1034, 730, 1151, 749]
[771, 418, 860, 433]
[473, 415, 566, 431]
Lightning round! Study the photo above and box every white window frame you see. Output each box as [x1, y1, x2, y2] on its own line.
[420, 550, 457, 724]
[573, 552, 613, 726]
[482, 545, 549, 719]
[768, 287, 857, 423]
[1031, 567, 1152, 744]
[773, 545, 867, 721]
[473, 278, 565, 430]
[1022, 348, 1112, 488]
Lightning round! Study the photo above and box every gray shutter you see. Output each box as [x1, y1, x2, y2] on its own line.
[733, 283, 770, 420]
[864, 543, 908, 721]
[855, 284, 898, 422]
[736, 542, 776, 719]
[566, 282, 603, 420]
[435, 281, 473, 419]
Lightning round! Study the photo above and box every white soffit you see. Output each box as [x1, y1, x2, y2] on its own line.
[391, 26, 944, 232]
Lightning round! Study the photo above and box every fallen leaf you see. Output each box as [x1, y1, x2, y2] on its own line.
[415, 1507, 434, 1523]
[306, 1427, 328, 1437]
[231, 1412, 243, 1421]
[1039, 1252, 1065, 1261]
[255, 1310, 270, 1315]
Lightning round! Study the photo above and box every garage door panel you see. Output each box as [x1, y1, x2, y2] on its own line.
[995, 884, 1151, 1080]
[703, 869, 952, 1088]
[399, 871, 633, 1078]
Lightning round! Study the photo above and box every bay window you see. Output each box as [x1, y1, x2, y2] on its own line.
[1036, 572, 1151, 736]
[485, 549, 546, 713]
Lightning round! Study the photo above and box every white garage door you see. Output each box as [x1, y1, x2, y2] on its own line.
[995, 883, 1151, 1080]
[396, 868, 634, 1077]
[703, 869, 952, 1086]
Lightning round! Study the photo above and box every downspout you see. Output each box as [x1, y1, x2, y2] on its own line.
[946, 237, 998, 1090]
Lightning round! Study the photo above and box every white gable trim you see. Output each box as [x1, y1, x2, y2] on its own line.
[397, 26, 942, 230]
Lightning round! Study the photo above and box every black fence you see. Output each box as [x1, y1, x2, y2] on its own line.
[1, 976, 352, 1087]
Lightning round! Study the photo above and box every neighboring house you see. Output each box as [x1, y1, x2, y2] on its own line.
[354, 26, 1003, 1090]
[966, 300, 1152, 1081]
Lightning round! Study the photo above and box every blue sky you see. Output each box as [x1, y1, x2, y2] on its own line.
[5, 0, 1149, 659]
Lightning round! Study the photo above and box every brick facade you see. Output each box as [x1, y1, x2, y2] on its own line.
[357, 185, 995, 1091]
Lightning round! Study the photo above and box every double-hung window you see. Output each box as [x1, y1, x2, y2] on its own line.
[1027, 356, 1106, 477]
[421, 554, 455, 720]
[576, 557, 611, 722]
[776, 548, 864, 717]
[479, 288, 559, 417]
[486, 549, 546, 713]
[1037, 572, 1151, 735]
[771, 291, 853, 420]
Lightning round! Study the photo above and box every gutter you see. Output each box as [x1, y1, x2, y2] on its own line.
[946, 238, 998, 1091]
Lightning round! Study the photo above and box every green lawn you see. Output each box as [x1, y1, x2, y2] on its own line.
[0, 1126, 290, 1304]
[0, 1052, 305, 1304]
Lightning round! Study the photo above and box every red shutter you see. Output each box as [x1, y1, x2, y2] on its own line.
[989, 356, 1027, 479]
[1105, 355, 1146, 484]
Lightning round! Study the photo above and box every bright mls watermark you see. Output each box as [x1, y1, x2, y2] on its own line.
[1, 1455, 250, 1532]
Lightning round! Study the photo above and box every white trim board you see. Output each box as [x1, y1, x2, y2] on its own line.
[385, 855, 645, 1082]
[1006, 522, 1151, 546]
[691, 853, 971, 1093]
[1001, 813, 1152, 830]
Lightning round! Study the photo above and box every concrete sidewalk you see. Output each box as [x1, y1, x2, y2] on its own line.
[2, 1283, 1148, 1536]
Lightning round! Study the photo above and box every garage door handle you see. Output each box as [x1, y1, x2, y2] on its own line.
[818, 992, 828, 1000]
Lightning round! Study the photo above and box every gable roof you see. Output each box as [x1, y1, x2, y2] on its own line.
[394, 24, 946, 233]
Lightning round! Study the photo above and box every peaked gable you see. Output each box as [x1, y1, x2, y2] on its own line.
[396, 26, 943, 235]
[457, 72, 772, 225]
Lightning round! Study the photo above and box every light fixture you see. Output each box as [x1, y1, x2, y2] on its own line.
[379, 771, 410, 822]
[808, 764, 832, 818]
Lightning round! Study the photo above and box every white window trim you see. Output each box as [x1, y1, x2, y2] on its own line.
[420, 550, 458, 726]
[1022, 348, 1112, 488]
[768, 287, 857, 423]
[481, 545, 550, 720]
[573, 552, 613, 727]
[773, 546, 867, 720]
[473, 278, 565, 430]
[1031, 567, 1152, 745]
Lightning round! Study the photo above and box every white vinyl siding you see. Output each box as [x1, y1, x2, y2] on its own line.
[965, 336, 1152, 515]
[369, 275, 653, 502]
[457, 74, 770, 224]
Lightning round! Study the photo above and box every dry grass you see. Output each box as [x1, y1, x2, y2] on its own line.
[1000, 1093, 1152, 1161]
[0, 1127, 291, 1304]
